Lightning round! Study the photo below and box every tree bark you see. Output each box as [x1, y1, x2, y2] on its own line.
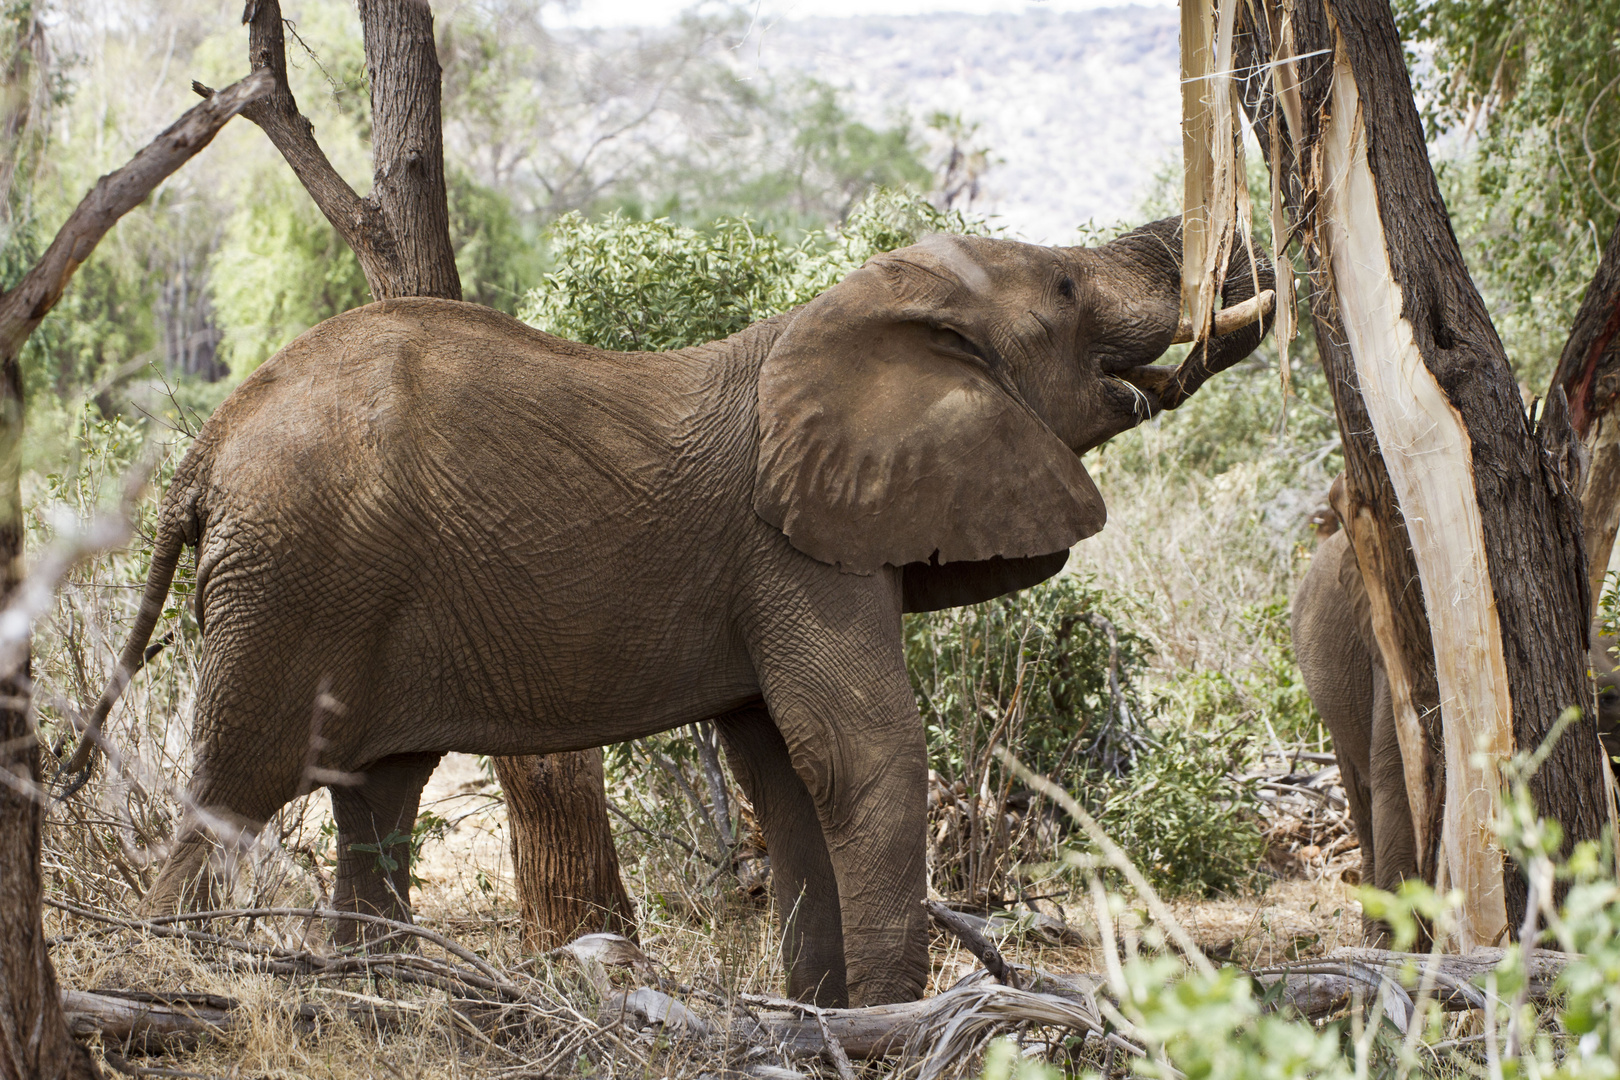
[230, 0, 632, 949]
[1552, 215, 1620, 606]
[492, 750, 636, 951]
[0, 68, 271, 1080]
[232, 0, 459, 302]
[1235, 0, 1609, 946]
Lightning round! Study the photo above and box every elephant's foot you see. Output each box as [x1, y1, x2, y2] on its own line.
[140, 826, 237, 917]
[842, 918, 929, 1007]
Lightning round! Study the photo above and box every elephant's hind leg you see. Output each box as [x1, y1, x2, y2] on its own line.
[329, 752, 442, 945]
[715, 704, 847, 1006]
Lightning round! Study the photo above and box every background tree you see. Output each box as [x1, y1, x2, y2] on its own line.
[1229, 0, 1609, 947]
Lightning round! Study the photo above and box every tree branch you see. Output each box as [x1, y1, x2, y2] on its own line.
[0, 70, 273, 365]
[227, 0, 398, 298]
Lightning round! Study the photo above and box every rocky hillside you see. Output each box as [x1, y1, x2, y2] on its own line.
[733, 5, 1182, 241]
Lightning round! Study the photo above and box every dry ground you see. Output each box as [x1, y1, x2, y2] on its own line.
[44, 750, 1365, 1079]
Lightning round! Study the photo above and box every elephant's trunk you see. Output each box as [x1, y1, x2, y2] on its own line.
[1100, 215, 1277, 411]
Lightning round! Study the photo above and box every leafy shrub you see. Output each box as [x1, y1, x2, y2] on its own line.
[519, 188, 986, 351]
[906, 572, 1150, 789]
[1092, 723, 1265, 897]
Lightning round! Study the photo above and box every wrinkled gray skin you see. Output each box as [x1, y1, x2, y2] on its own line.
[92, 216, 1271, 1007]
[1295, 532, 1620, 933]
[1291, 530, 1419, 914]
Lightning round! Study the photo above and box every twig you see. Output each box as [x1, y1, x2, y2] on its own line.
[926, 899, 1020, 988]
[102, 1052, 224, 1080]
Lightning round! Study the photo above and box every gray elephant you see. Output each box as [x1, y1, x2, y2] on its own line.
[80, 216, 1272, 1007]
[1291, 527, 1419, 904]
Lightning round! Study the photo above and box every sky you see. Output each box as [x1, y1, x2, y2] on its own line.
[553, 0, 1174, 28]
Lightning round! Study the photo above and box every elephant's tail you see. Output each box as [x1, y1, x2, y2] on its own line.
[62, 477, 196, 777]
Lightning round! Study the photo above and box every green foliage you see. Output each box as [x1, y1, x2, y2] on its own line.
[449, 171, 544, 315]
[1120, 955, 1355, 1080]
[210, 168, 370, 378]
[1092, 724, 1265, 898]
[1160, 601, 1320, 747]
[1395, 0, 1620, 386]
[906, 573, 1150, 788]
[521, 213, 798, 351]
[519, 189, 984, 351]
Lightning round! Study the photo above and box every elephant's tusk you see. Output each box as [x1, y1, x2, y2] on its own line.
[1171, 289, 1276, 344]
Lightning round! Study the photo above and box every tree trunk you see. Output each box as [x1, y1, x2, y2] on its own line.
[492, 750, 636, 951]
[231, 0, 630, 948]
[0, 67, 273, 1080]
[1552, 214, 1620, 607]
[1234, 0, 1610, 947]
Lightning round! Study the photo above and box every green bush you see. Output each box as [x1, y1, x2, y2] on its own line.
[519, 188, 986, 351]
[905, 572, 1150, 789]
[1092, 723, 1265, 897]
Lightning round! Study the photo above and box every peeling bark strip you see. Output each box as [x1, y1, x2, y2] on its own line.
[1316, 46, 1510, 947]
[1232, 0, 1609, 940]
[1330, 482, 1434, 870]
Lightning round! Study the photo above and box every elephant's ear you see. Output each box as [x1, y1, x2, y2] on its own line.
[753, 251, 1105, 575]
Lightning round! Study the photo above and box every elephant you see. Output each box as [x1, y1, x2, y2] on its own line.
[79, 215, 1272, 1007]
[1291, 526, 1419, 909]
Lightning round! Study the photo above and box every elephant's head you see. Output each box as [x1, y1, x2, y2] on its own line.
[753, 215, 1274, 610]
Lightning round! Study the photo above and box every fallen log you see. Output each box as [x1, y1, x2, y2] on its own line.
[59, 987, 419, 1047]
[1256, 946, 1568, 1020]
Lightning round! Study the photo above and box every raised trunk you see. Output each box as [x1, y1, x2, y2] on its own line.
[1235, 0, 1609, 946]
[492, 750, 637, 951]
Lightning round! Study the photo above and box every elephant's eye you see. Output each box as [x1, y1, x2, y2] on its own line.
[1058, 276, 1076, 301]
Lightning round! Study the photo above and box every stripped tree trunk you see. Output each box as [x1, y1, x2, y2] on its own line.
[0, 66, 273, 1080]
[226, 0, 631, 948]
[493, 750, 637, 950]
[1232, 0, 1609, 947]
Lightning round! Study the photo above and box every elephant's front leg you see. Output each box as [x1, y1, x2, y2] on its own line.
[330, 752, 442, 945]
[751, 610, 929, 1005]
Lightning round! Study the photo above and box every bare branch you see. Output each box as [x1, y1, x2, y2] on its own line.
[234, 0, 397, 298]
[0, 70, 273, 365]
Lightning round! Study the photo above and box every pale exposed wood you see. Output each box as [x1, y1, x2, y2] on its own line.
[1170, 288, 1276, 343]
[1582, 418, 1620, 616]
[1331, 485, 1436, 870]
[1316, 42, 1510, 950]
[1180, 0, 1215, 336]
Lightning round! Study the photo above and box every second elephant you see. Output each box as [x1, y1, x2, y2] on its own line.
[1292, 529, 1418, 900]
[1294, 527, 1620, 918]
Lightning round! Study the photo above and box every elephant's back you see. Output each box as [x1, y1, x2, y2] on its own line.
[195, 299, 724, 529]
